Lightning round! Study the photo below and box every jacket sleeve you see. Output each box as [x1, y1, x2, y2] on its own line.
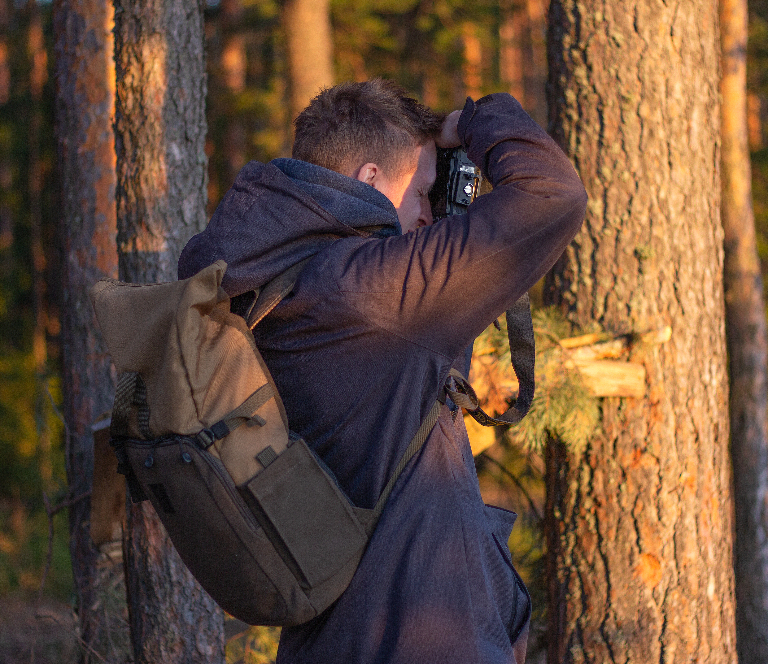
[321, 92, 588, 362]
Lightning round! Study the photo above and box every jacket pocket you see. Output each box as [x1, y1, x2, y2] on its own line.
[484, 503, 517, 543]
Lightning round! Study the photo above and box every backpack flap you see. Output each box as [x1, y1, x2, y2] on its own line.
[90, 261, 291, 482]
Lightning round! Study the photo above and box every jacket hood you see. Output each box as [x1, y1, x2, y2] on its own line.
[178, 158, 401, 295]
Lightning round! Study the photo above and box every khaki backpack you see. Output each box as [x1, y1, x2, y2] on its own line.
[90, 260, 440, 626]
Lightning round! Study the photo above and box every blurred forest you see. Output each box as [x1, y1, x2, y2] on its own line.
[0, 0, 766, 662]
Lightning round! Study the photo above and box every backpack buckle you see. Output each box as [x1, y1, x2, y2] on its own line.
[195, 428, 216, 449]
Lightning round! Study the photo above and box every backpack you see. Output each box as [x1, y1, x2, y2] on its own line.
[90, 259, 534, 627]
[90, 260, 441, 626]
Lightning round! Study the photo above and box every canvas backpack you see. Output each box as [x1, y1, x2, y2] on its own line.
[90, 259, 534, 627]
[90, 259, 444, 626]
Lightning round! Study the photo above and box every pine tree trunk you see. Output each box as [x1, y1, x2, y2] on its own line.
[720, 0, 768, 659]
[461, 21, 482, 100]
[54, 0, 125, 659]
[499, 0, 526, 104]
[284, 0, 333, 121]
[220, 0, 246, 187]
[112, 1, 225, 661]
[523, 0, 547, 128]
[28, 0, 51, 487]
[545, 2, 737, 663]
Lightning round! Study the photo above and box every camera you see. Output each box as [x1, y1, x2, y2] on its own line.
[430, 148, 482, 220]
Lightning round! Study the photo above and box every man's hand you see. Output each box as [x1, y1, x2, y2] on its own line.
[436, 110, 462, 148]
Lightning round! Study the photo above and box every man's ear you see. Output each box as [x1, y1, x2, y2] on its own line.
[353, 162, 381, 187]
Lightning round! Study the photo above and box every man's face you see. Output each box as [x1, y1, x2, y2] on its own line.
[361, 141, 438, 233]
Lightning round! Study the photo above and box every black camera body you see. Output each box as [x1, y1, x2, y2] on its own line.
[430, 148, 482, 220]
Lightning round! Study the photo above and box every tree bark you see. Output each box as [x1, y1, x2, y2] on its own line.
[54, 0, 126, 659]
[113, 1, 225, 661]
[284, 0, 333, 121]
[545, 2, 737, 663]
[720, 0, 768, 659]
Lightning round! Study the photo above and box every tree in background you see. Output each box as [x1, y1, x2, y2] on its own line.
[545, 1, 737, 662]
[204, 0, 287, 205]
[53, 0, 131, 659]
[721, 0, 768, 659]
[499, 0, 546, 126]
[284, 0, 333, 121]
[0, 0, 69, 609]
[112, 0, 225, 660]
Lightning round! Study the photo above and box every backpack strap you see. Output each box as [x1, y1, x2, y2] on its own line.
[246, 257, 313, 329]
[370, 399, 442, 522]
[370, 294, 536, 521]
[193, 384, 273, 449]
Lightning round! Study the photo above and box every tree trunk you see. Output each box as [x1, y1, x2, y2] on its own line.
[53, 0, 131, 660]
[461, 21, 483, 100]
[545, 2, 737, 663]
[523, 0, 547, 128]
[720, 0, 768, 660]
[284, 0, 333, 121]
[112, 1, 225, 661]
[28, 0, 51, 487]
[220, 0, 246, 187]
[499, 0, 526, 104]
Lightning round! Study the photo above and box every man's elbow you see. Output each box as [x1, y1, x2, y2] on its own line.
[561, 178, 588, 237]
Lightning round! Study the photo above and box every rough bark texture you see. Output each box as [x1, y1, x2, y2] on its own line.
[545, 2, 737, 663]
[720, 0, 768, 659]
[284, 0, 333, 121]
[112, 1, 225, 661]
[53, 0, 124, 658]
[114, 0, 210, 283]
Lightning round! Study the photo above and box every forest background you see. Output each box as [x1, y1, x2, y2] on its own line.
[0, 0, 767, 662]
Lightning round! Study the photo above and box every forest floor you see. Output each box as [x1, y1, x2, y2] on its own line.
[0, 593, 78, 664]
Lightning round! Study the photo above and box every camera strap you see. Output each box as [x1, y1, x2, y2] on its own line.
[445, 293, 535, 426]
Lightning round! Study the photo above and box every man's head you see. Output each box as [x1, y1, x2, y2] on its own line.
[292, 79, 444, 232]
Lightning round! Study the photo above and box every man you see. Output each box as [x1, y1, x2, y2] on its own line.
[179, 79, 586, 663]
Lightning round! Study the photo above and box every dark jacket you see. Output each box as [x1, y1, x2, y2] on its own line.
[178, 93, 587, 664]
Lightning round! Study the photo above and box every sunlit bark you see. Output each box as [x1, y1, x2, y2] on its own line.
[113, 0, 225, 661]
[545, 1, 737, 662]
[53, 0, 128, 659]
[284, 0, 333, 120]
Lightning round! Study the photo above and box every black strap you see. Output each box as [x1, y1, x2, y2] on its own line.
[194, 384, 272, 449]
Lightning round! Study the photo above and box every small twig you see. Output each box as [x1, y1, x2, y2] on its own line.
[39, 489, 91, 595]
[478, 452, 542, 522]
